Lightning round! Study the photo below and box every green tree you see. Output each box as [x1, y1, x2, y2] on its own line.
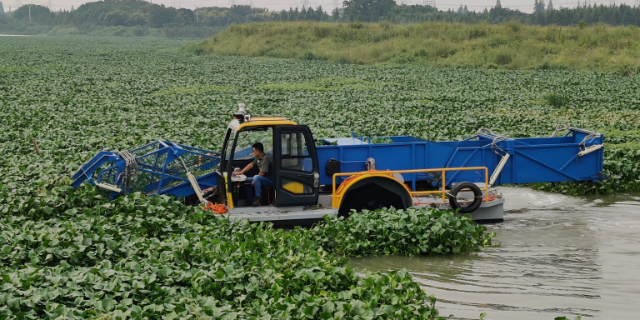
[12, 5, 51, 24]
[289, 7, 299, 21]
[316, 5, 325, 20]
[176, 8, 194, 25]
[148, 5, 177, 28]
[342, 0, 397, 22]
[534, 0, 545, 14]
[103, 10, 128, 26]
[331, 7, 341, 20]
[128, 12, 149, 26]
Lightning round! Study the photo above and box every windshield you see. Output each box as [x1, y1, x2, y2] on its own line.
[233, 127, 273, 160]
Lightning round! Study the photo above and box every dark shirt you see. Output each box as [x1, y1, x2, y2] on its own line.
[251, 153, 272, 179]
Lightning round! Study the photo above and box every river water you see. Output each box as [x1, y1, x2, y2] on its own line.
[350, 187, 640, 319]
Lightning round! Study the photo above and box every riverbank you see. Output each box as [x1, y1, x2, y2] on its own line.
[186, 21, 640, 75]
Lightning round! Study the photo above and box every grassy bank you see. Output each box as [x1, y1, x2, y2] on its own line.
[187, 21, 640, 74]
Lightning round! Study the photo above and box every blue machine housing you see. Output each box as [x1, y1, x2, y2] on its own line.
[316, 128, 605, 189]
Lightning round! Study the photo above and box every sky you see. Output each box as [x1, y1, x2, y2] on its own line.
[3, 0, 639, 15]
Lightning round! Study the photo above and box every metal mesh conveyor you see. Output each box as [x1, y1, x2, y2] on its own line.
[72, 140, 220, 200]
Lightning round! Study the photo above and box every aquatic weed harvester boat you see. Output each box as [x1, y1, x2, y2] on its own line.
[72, 104, 605, 226]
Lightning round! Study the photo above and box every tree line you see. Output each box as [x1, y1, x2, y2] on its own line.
[0, 1, 271, 28]
[337, 0, 640, 26]
[2, 0, 640, 36]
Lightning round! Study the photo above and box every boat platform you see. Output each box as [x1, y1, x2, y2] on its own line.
[222, 194, 505, 227]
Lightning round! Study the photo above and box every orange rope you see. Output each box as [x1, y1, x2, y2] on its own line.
[202, 187, 214, 193]
[483, 194, 497, 202]
[203, 201, 227, 214]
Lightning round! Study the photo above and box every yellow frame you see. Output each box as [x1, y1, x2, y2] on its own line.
[225, 117, 297, 208]
[237, 119, 297, 130]
[331, 167, 489, 209]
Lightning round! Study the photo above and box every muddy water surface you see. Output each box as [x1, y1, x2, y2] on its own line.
[350, 187, 640, 319]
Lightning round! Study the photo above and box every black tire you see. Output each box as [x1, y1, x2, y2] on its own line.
[448, 182, 483, 214]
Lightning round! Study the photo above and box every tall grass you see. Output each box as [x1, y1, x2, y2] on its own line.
[186, 21, 640, 74]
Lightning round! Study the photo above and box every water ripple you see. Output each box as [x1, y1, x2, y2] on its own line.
[349, 188, 640, 320]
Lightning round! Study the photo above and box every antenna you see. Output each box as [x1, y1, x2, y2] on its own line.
[28, 4, 31, 23]
[302, 0, 309, 8]
[48, 0, 52, 9]
[333, 0, 338, 8]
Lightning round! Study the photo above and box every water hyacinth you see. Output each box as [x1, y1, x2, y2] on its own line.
[311, 207, 496, 258]
[1, 35, 629, 319]
[0, 194, 456, 319]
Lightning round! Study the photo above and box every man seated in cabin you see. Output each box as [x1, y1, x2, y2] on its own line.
[233, 142, 273, 206]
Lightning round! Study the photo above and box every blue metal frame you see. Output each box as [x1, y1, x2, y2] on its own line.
[72, 140, 220, 200]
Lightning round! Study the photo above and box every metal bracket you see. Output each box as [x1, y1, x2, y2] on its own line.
[95, 183, 122, 193]
[489, 153, 510, 186]
[578, 144, 604, 157]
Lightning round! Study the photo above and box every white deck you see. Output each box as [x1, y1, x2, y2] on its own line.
[224, 206, 338, 222]
[223, 195, 504, 223]
[416, 197, 505, 222]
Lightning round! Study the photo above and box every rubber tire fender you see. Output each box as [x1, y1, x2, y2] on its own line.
[448, 182, 483, 214]
[338, 176, 412, 218]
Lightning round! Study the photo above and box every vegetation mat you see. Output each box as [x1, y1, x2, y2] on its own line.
[0, 33, 627, 320]
[2, 36, 638, 198]
[1, 188, 495, 319]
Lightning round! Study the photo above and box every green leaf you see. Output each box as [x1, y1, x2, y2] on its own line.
[102, 298, 115, 311]
[7, 298, 20, 310]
